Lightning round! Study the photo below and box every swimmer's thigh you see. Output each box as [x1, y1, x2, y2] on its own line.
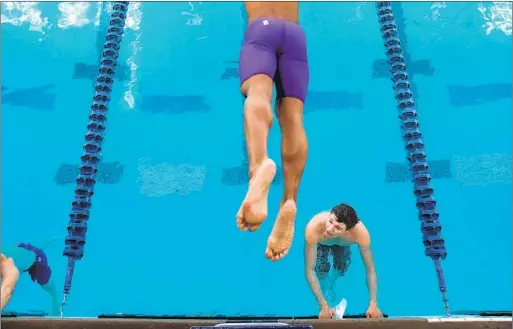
[239, 43, 277, 98]
[34, 264, 52, 285]
[315, 245, 331, 279]
[4, 246, 36, 272]
[275, 26, 309, 103]
[332, 246, 352, 276]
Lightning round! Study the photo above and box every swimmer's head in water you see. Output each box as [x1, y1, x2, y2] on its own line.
[325, 203, 359, 237]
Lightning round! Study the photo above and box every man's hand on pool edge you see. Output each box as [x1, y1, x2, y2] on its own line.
[318, 304, 334, 319]
[365, 301, 383, 319]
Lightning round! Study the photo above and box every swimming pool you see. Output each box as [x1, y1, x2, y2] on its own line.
[1, 0, 511, 319]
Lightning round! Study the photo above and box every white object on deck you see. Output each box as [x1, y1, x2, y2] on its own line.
[334, 298, 347, 320]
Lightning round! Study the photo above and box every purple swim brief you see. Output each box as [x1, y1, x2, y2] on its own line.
[239, 18, 309, 102]
[17, 243, 51, 285]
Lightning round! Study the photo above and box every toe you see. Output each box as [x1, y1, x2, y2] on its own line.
[248, 223, 261, 232]
[237, 218, 248, 231]
[236, 208, 248, 231]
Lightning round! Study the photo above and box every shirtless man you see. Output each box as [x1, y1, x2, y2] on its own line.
[236, 2, 309, 261]
[304, 203, 384, 319]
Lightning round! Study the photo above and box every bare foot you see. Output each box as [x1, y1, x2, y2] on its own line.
[265, 199, 297, 261]
[236, 158, 276, 232]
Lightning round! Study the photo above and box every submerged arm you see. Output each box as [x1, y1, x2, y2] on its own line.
[359, 244, 378, 303]
[304, 243, 327, 308]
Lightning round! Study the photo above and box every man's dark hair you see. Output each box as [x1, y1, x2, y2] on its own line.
[331, 203, 359, 230]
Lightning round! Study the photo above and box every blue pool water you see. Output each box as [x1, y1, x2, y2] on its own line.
[1, 0, 512, 319]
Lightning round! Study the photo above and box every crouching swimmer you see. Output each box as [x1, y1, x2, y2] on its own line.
[304, 203, 383, 319]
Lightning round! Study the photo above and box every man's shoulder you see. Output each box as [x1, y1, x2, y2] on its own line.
[304, 226, 319, 245]
[304, 213, 322, 244]
[305, 211, 331, 244]
[315, 211, 331, 220]
[354, 222, 371, 247]
[305, 211, 328, 230]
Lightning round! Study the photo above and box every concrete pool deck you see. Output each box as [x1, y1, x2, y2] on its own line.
[2, 317, 511, 329]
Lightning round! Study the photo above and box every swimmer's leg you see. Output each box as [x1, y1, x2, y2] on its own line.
[265, 36, 309, 261]
[324, 280, 338, 307]
[2, 245, 36, 272]
[265, 98, 307, 261]
[332, 245, 352, 277]
[277, 97, 308, 206]
[38, 237, 58, 251]
[322, 246, 351, 306]
[236, 30, 278, 231]
[315, 245, 331, 280]
[40, 280, 59, 316]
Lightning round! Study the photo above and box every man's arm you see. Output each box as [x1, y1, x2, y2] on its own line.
[1, 255, 20, 311]
[359, 243, 378, 304]
[304, 242, 328, 308]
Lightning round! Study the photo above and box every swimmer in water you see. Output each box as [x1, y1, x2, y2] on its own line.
[1, 240, 59, 315]
[236, 2, 309, 261]
[304, 203, 383, 319]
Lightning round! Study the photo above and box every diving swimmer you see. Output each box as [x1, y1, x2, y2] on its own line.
[236, 1, 309, 261]
[1, 240, 59, 315]
[304, 203, 384, 319]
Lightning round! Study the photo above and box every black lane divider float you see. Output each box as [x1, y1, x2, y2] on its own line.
[376, 2, 450, 316]
[60, 1, 129, 316]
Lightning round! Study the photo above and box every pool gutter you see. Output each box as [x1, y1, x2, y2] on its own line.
[2, 317, 512, 329]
